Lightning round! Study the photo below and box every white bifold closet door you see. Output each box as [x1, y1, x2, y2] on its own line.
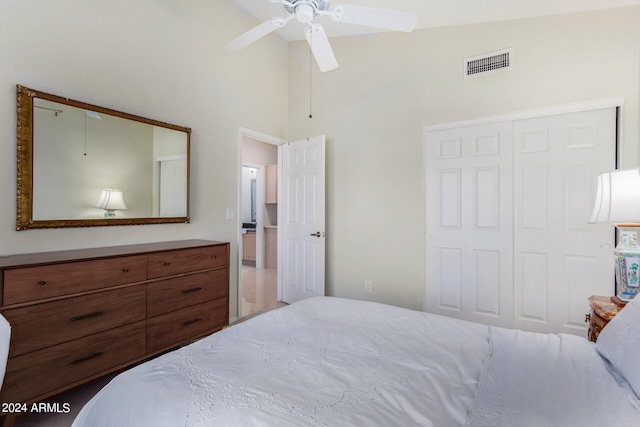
[426, 121, 515, 328]
[426, 107, 616, 335]
[513, 109, 616, 334]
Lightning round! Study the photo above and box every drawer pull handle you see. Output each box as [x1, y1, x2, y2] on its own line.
[70, 352, 103, 365]
[183, 318, 202, 327]
[71, 311, 104, 322]
[164, 262, 171, 266]
[212, 255, 217, 259]
[123, 268, 129, 273]
[182, 287, 202, 295]
[38, 281, 46, 286]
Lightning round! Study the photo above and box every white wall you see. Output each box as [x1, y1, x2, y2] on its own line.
[288, 6, 640, 310]
[0, 0, 289, 321]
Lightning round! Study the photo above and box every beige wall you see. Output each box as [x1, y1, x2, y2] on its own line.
[288, 6, 640, 310]
[3, 2, 640, 318]
[242, 136, 279, 165]
[0, 0, 289, 321]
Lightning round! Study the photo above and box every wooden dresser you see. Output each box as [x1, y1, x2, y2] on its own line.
[0, 239, 229, 412]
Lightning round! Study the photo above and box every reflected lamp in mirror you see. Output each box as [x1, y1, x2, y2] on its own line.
[590, 168, 640, 300]
[95, 189, 128, 218]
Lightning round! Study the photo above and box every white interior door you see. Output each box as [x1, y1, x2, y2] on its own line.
[513, 108, 616, 334]
[426, 122, 515, 327]
[159, 156, 187, 217]
[280, 135, 326, 304]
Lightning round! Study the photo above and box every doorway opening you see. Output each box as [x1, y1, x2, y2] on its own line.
[239, 129, 286, 319]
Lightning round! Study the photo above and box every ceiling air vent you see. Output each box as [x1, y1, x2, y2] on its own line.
[464, 48, 513, 79]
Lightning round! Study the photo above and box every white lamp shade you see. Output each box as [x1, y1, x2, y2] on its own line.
[95, 189, 128, 211]
[590, 168, 640, 224]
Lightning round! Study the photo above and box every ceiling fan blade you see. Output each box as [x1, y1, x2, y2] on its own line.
[224, 18, 287, 53]
[305, 24, 338, 72]
[331, 4, 419, 32]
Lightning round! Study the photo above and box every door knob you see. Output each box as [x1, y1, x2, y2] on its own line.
[310, 231, 321, 237]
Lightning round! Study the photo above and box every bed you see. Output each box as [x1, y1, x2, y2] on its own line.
[72, 296, 640, 426]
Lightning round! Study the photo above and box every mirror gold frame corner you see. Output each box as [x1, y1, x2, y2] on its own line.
[16, 84, 191, 230]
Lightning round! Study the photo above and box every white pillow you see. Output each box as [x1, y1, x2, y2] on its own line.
[596, 295, 640, 398]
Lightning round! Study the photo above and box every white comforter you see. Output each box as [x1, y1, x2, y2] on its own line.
[72, 297, 640, 426]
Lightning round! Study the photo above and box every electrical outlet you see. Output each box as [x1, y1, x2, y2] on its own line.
[364, 280, 373, 293]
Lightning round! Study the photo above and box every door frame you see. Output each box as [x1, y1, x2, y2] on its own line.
[423, 97, 625, 314]
[237, 127, 286, 320]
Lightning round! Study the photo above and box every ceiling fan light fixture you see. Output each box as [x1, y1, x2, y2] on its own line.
[295, 3, 315, 23]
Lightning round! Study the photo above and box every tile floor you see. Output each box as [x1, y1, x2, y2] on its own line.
[241, 265, 286, 318]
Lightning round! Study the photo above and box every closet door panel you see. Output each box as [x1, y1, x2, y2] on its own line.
[426, 122, 514, 327]
[517, 251, 549, 323]
[514, 108, 616, 334]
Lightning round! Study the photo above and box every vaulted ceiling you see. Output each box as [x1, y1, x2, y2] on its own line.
[231, 0, 640, 41]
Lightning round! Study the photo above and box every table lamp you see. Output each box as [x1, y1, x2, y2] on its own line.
[95, 189, 128, 218]
[590, 168, 640, 300]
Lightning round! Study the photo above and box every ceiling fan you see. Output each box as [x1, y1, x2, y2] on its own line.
[224, 0, 419, 72]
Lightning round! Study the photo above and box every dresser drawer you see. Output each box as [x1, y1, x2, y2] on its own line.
[146, 298, 228, 353]
[147, 269, 228, 317]
[0, 321, 146, 404]
[147, 245, 228, 279]
[3, 255, 147, 305]
[3, 285, 146, 357]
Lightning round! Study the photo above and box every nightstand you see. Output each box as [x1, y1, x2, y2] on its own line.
[586, 295, 627, 342]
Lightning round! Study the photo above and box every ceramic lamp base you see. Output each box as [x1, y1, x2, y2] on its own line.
[615, 225, 640, 301]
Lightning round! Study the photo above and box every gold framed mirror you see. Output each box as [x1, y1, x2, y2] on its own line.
[16, 85, 191, 230]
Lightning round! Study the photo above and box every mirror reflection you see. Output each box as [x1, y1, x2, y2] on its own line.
[33, 98, 187, 220]
[16, 85, 191, 230]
